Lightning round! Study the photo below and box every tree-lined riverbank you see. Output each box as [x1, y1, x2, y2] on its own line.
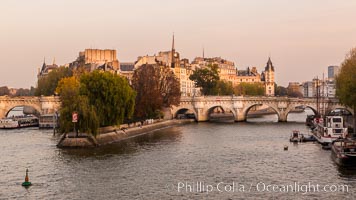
[57, 119, 194, 148]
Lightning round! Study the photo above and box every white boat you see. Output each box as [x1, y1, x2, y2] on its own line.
[0, 115, 39, 129]
[312, 116, 348, 146]
[39, 113, 59, 129]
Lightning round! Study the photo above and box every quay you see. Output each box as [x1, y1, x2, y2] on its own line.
[57, 119, 194, 148]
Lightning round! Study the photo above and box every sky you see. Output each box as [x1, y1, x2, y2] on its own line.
[1, 0, 356, 88]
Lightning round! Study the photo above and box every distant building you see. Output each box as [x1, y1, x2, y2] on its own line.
[119, 62, 135, 84]
[134, 35, 198, 97]
[261, 57, 275, 96]
[37, 58, 59, 79]
[235, 66, 262, 85]
[328, 65, 339, 81]
[191, 56, 238, 83]
[70, 49, 120, 73]
[287, 82, 303, 96]
[302, 81, 315, 98]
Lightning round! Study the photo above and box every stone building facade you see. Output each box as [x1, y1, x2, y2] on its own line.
[37, 58, 58, 79]
[68, 49, 120, 73]
[134, 35, 198, 97]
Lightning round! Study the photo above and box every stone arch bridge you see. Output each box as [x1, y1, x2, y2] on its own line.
[172, 96, 352, 122]
[0, 95, 351, 123]
[0, 96, 60, 118]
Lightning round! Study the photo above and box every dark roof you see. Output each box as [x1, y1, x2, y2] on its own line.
[265, 57, 275, 71]
[237, 67, 258, 76]
[120, 63, 135, 71]
[97, 63, 114, 71]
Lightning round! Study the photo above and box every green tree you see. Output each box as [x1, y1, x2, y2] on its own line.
[132, 64, 180, 119]
[215, 80, 234, 95]
[189, 64, 220, 95]
[14, 88, 31, 96]
[80, 71, 136, 127]
[234, 83, 265, 96]
[275, 85, 288, 96]
[336, 48, 356, 135]
[35, 66, 72, 96]
[287, 90, 303, 98]
[0, 86, 10, 96]
[56, 77, 99, 136]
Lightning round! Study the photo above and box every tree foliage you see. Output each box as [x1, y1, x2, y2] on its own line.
[132, 64, 180, 119]
[56, 71, 136, 136]
[35, 66, 72, 96]
[0, 86, 10, 96]
[215, 80, 234, 95]
[287, 90, 303, 98]
[14, 87, 36, 96]
[56, 77, 99, 136]
[189, 64, 220, 95]
[275, 85, 288, 96]
[80, 71, 136, 127]
[234, 82, 265, 96]
[336, 48, 356, 134]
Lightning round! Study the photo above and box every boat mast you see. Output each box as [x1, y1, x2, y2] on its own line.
[322, 73, 325, 126]
[316, 76, 320, 117]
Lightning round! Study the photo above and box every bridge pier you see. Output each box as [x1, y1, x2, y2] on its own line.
[0, 108, 5, 119]
[234, 111, 246, 122]
[196, 108, 209, 122]
[278, 111, 288, 122]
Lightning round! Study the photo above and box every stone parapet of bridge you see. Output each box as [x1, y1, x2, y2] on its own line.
[172, 96, 350, 122]
[0, 96, 61, 118]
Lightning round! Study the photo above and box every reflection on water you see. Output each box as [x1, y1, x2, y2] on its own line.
[0, 112, 355, 199]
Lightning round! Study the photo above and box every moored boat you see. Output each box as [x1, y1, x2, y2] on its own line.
[39, 113, 59, 129]
[331, 138, 356, 166]
[290, 130, 303, 142]
[312, 115, 348, 146]
[0, 115, 39, 129]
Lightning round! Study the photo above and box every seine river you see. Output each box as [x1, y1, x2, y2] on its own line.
[1, 111, 356, 199]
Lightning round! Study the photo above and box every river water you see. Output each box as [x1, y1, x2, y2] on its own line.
[1, 111, 356, 200]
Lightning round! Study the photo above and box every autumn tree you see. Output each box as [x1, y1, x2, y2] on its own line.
[336, 48, 356, 135]
[132, 64, 180, 119]
[35, 66, 72, 96]
[189, 64, 220, 95]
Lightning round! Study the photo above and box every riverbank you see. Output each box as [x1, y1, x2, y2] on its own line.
[57, 119, 194, 148]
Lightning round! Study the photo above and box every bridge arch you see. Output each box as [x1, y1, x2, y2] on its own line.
[206, 105, 235, 121]
[1, 104, 42, 119]
[174, 107, 197, 120]
[4, 105, 41, 118]
[242, 103, 280, 122]
[326, 105, 354, 116]
[285, 104, 318, 119]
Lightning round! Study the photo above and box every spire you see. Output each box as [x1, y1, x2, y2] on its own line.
[203, 46, 205, 59]
[265, 57, 274, 72]
[53, 57, 56, 65]
[43, 57, 46, 65]
[172, 33, 175, 51]
[171, 33, 176, 68]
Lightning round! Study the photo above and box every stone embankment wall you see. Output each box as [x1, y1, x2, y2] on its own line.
[57, 119, 194, 148]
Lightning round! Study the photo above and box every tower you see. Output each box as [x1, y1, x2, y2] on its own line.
[170, 33, 179, 68]
[264, 57, 275, 96]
